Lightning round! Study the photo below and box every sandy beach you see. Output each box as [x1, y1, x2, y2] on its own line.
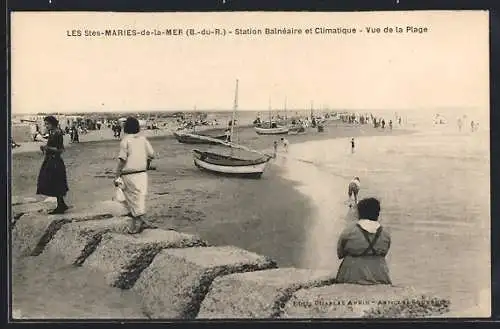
[12, 121, 409, 317]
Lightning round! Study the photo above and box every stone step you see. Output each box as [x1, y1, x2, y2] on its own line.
[12, 211, 116, 257]
[196, 268, 337, 319]
[281, 284, 451, 318]
[83, 230, 208, 289]
[44, 217, 131, 265]
[12, 200, 57, 223]
[11, 196, 41, 206]
[132, 246, 278, 319]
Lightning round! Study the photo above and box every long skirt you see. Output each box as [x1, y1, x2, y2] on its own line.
[336, 255, 392, 285]
[36, 155, 69, 197]
[121, 172, 148, 217]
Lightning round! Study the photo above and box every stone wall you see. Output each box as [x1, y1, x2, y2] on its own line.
[11, 197, 451, 319]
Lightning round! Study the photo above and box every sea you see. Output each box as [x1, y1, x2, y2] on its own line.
[277, 108, 490, 316]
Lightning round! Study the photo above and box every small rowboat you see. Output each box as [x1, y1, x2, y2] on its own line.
[254, 125, 289, 135]
[193, 149, 270, 179]
[174, 131, 227, 144]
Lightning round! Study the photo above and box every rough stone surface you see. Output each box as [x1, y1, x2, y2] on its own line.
[282, 284, 451, 318]
[12, 213, 71, 257]
[84, 229, 208, 289]
[133, 246, 278, 319]
[93, 200, 130, 217]
[12, 211, 117, 258]
[44, 217, 131, 265]
[12, 200, 57, 223]
[12, 196, 40, 206]
[197, 268, 337, 319]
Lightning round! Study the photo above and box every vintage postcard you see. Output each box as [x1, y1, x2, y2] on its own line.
[10, 10, 490, 319]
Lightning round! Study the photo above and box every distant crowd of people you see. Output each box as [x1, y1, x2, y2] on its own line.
[339, 112, 403, 130]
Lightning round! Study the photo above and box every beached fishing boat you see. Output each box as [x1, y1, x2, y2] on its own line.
[254, 125, 289, 135]
[173, 107, 228, 144]
[254, 98, 289, 135]
[288, 125, 306, 134]
[173, 131, 227, 144]
[193, 79, 272, 179]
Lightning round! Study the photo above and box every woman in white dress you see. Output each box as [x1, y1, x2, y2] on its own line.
[114, 117, 157, 234]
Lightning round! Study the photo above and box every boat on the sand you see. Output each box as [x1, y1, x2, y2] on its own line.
[254, 97, 290, 135]
[173, 131, 228, 144]
[193, 148, 270, 179]
[193, 79, 272, 179]
[254, 125, 289, 135]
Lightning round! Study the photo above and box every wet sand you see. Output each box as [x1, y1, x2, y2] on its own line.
[11, 122, 409, 318]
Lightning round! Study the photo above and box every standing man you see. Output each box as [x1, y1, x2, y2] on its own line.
[350, 138, 355, 154]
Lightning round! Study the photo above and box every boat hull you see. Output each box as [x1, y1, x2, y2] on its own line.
[193, 150, 270, 179]
[174, 132, 227, 144]
[254, 126, 290, 135]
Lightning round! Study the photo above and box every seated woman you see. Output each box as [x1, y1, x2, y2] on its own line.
[336, 197, 392, 285]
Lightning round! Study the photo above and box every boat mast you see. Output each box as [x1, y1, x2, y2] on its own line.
[230, 79, 239, 145]
[193, 105, 197, 133]
[268, 97, 272, 126]
[284, 97, 287, 121]
[310, 100, 314, 120]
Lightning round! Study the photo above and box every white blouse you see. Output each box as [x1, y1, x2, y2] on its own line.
[118, 134, 155, 173]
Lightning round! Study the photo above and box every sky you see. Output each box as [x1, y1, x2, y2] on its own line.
[11, 11, 489, 115]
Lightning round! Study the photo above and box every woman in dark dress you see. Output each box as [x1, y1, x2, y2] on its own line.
[336, 197, 392, 285]
[36, 116, 69, 214]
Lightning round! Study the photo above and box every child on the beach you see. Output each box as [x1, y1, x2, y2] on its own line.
[273, 140, 278, 158]
[348, 177, 361, 206]
[281, 137, 289, 152]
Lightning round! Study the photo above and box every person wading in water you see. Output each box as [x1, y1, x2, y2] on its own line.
[348, 176, 361, 206]
[36, 116, 70, 214]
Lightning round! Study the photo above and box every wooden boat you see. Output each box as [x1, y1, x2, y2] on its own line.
[193, 149, 270, 179]
[254, 125, 289, 135]
[173, 131, 227, 144]
[288, 125, 306, 134]
[254, 98, 289, 135]
[193, 79, 272, 179]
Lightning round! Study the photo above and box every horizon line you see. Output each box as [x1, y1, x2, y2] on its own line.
[11, 106, 480, 116]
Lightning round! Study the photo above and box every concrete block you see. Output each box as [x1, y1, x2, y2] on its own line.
[12, 200, 57, 222]
[83, 229, 208, 289]
[197, 268, 336, 319]
[282, 284, 451, 318]
[12, 213, 70, 257]
[133, 246, 278, 319]
[11, 196, 40, 206]
[92, 200, 129, 217]
[44, 217, 130, 265]
[12, 211, 116, 258]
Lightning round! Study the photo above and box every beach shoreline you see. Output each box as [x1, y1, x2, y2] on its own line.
[272, 125, 490, 316]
